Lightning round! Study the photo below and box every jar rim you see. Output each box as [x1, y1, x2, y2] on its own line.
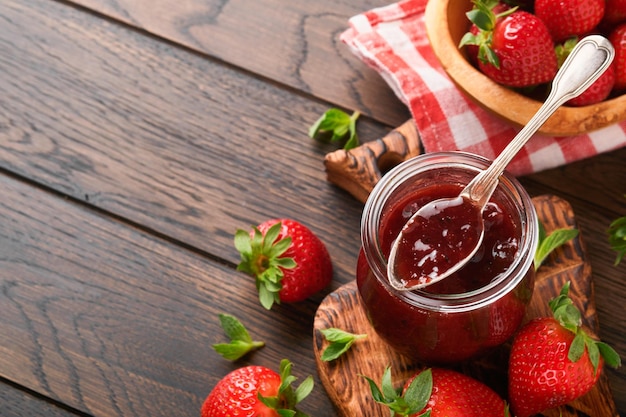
[361, 151, 538, 312]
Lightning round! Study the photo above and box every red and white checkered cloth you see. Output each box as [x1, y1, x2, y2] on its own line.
[341, 0, 626, 175]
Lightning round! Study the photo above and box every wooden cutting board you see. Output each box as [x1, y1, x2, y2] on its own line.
[313, 195, 619, 417]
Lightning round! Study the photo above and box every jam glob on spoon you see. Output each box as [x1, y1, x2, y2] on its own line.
[387, 195, 484, 289]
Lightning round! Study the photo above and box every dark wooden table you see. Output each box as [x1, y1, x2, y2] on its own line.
[1, 0, 624, 416]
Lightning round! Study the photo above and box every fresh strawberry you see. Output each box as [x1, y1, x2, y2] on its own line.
[535, 0, 604, 43]
[556, 38, 617, 106]
[462, 0, 512, 65]
[508, 282, 621, 417]
[603, 0, 626, 28]
[461, 2, 558, 87]
[609, 23, 626, 90]
[235, 219, 332, 309]
[201, 359, 314, 417]
[363, 367, 507, 417]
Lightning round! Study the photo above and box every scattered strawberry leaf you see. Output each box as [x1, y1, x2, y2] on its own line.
[319, 328, 367, 362]
[213, 313, 265, 361]
[534, 221, 579, 269]
[308, 108, 360, 150]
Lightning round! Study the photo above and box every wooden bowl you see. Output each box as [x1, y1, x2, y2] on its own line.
[424, 0, 626, 136]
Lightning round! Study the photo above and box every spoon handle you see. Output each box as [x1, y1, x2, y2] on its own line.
[463, 35, 615, 209]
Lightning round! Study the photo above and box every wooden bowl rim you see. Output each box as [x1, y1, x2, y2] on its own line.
[424, 0, 626, 136]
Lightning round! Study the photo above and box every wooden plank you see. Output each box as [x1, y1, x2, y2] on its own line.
[0, 381, 82, 417]
[62, 0, 411, 128]
[0, 0, 388, 280]
[0, 173, 337, 416]
[314, 195, 619, 417]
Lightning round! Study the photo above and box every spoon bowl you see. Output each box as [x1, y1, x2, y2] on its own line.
[387, 35, 615, 291]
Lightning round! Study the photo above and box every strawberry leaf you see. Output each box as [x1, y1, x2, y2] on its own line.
[568, 332, 586, 363]
[585, 335, 601, 374]
[596, 342, 622, 369]
[212, 313, 265, 361]
[381, 366, 398, 400]
[319, 328, 367, 362]
[534, 222, 579, 269]
[258, 359, 313, 417]
[550, 283, 623, 374]
[308, 108, 360, 150]
[361, 366, 431, 416]
[295, 376, 315, 403]
[402, 369, 432, 415]
[608, 210, 626, 266]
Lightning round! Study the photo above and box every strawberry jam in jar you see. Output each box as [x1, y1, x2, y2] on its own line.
[357, 152, 538, 364]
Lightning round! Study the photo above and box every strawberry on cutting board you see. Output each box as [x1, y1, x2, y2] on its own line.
[235, 218, 333, 310]
[363, 366, 507, 417]
[508, 282, 622, 417]
[201, 359, 314, 417]
[460, 1, 558, 87]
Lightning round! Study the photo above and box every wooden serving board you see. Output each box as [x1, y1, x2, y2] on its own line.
[313, 195, 619, 417]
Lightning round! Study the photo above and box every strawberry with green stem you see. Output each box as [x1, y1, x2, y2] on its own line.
[235, 219, 332, 310]
[201, 359, 314, 417]
[508, 282, 622, 417]
[363, 366, 508, 417]
[460, 0, 557, 87]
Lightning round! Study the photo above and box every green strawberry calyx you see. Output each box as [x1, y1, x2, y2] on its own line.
[549, 282, 622, 374]
[212, 313, 265, 361]
[459, 0, 517, 69]
[235, 221, 296, 310]
[361, 366, 433, 417]
[258, 359, 315, 417]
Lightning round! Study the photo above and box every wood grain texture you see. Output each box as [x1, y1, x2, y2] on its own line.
[1, 0, 624, 415]
[324, 119, 421, 203]
[0, 174, 334, 416]
[0, 0, 385, 281]
[314, 195, 618, 417]
[0, 381, 81, 417]
[63, 0, 411, 128]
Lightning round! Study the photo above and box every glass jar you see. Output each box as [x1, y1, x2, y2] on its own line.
[357, 152, 538, 364]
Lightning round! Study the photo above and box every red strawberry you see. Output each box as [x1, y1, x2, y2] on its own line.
[603, 0, 626, 27]
[363, 367, 507, 417]
[201, 359, 313, 417]
[508, 282, 621, 417]
[556, 38, 617, 106]
[609, 23, 626, 90]
[235, 218, 332, 309]
[461, 3, 558, 87]
[535, 0, 604, 43]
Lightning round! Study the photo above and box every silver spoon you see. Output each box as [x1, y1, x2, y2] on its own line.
[387, 35, 615, 292]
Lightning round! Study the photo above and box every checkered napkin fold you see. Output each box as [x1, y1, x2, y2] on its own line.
[341, 0, 626, 175]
